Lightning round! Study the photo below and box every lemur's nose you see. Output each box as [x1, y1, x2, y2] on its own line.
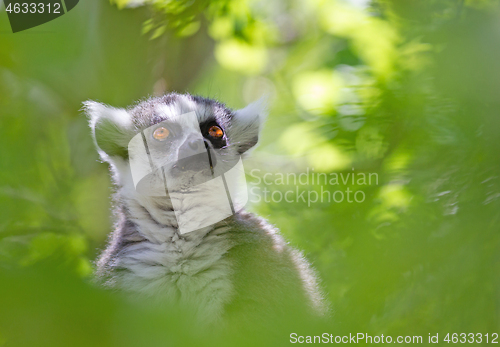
[176, 135, 213, 172]
[179, 135, 205, 156]
[188, 139, 201, 151]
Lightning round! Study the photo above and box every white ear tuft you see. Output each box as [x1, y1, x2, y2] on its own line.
[83, 101, 133, 129]
[234, 96, 268, 128]
[232, 96, 269, 154]
[83, 100, 135, 160]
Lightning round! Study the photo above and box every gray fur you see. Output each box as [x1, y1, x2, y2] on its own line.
[85, 93, 328, 322]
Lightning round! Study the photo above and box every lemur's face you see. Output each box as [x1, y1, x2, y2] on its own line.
[85, 93, 265, 194]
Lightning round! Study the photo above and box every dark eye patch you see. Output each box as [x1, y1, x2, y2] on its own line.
[199, 119, 226, 149]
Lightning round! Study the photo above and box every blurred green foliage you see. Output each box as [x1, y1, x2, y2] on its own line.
[1, 0, 500, 345]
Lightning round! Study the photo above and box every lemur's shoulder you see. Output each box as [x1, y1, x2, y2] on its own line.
[227, 211, 329, 317]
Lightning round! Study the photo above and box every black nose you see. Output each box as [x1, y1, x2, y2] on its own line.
[188, 139, 202, 151]
[176, 136, 214, 172]
[179, 136, 205, 157]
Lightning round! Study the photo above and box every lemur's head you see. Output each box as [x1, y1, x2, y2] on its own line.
[85, 93, 265, 195]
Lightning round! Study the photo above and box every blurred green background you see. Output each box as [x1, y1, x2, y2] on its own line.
[1, 0, 500, 345]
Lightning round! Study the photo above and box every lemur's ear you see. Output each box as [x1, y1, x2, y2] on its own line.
[232, 97, 268, 154]
[84, 101, 135, 160]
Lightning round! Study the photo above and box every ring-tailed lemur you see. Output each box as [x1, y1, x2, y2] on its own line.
[85, 93, 327, 322]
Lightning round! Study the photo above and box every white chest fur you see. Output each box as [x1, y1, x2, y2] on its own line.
[113, 192, 236, 321]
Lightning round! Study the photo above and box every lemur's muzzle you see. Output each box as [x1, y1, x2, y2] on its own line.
[176, 136, 216, 172]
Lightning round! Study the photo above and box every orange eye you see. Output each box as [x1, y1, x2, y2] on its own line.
[208, 125, 224, 138]
[153, 127, 170, 141]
